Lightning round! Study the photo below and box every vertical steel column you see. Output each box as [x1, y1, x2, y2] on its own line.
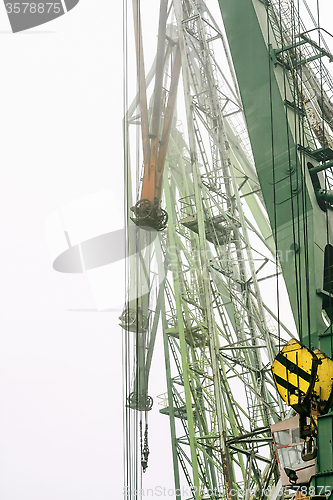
[173, 1, 236, 497]
[164, 178, 201, 500]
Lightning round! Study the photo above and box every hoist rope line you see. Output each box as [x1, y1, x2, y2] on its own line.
[290, 0, 310, 348]
[289, 0, 304, 347]
[276, 0, 297, 348]
[134, 0, 143, 492]
[122, 0, 131, 497]
[292, 0, 311, 349]
[275, 0, 304, 346]
[316, 0, 333, 354]
[123, 0, 146, 496]
[298, 1, 312, 351]
[267, 3, 282, 352]
[302, 0, 331, 54]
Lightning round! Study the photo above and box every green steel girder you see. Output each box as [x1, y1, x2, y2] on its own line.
[218, 0, 332, 351]
[273, 32, 333, 67]
[124, 0, 299, 495]
[217, 0, 333, 492]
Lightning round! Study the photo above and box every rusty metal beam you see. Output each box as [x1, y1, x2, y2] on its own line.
[155, 46, 182, 201]
[132, 0, 150, 169]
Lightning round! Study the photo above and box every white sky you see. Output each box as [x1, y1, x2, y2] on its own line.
[0, 1, 333, 499]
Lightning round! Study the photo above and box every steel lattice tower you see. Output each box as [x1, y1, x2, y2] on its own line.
[120, 1, 315, 498]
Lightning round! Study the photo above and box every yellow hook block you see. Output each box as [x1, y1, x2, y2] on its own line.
[313, 349, 333, 414]
[271, 339, 318, 415]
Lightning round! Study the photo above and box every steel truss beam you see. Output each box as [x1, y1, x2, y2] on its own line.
[123, 0, 297, 498]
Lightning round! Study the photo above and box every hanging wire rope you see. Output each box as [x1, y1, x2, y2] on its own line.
[123, 0, 144, 496]
[302, 0, 331, 53]
[276, 0, 303, 347]
[300, 0, 312, 352]
[316, 0, 333, 354]
[273, 0, 318, 347]
[290, 0, 306, 348]
[122, 0, 130, 495]
[272, 0, 333, 348]
[290, 0, 311, 348]
[122, 0, 318, 496]
[123, 1, 161, 494]
[267, 3, 282, 353]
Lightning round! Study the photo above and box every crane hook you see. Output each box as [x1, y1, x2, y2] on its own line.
[302, 437, 318, 462]
[140, 421, 150, 473]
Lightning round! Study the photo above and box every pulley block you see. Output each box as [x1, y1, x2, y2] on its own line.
[130, 198, 168, 231]
[127, 392, 154, 411]
[119, 305, 149, 333]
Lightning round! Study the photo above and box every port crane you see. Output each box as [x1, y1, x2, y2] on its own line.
[122, 0, 333, 498]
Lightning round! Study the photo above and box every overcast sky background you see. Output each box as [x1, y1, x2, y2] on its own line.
[0, 1, 333, 499]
